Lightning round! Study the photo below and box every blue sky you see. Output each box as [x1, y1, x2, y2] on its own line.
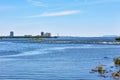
[0, 0, 120, 37]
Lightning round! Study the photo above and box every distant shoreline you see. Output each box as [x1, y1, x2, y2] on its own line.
[0, 36, 57, 38]
[0, 37, 120, 44]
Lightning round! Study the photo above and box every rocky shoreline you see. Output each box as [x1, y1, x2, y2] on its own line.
[90, 57, 120, 79]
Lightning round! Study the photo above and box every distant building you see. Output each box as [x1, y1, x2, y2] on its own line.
[41, 32, 44, 36]
[45, 32, 51, 37]
[10, 31, 14, 37]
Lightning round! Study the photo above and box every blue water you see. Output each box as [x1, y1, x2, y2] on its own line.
[0, 37, 120, 80]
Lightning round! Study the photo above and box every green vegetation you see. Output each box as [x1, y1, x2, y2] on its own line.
[116, 37, 120, 40]
[97, 66, 105, 74]
[29, 38, 43, 40]
[114, 57, 120, 65]
[90, 57, 120, 79]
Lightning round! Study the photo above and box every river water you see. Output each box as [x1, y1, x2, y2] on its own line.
[0, 37, 120, 80]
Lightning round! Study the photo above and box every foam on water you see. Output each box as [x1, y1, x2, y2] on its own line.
[6, 49, 47, 57]
[1, 44, 120, 58]
[0, 42, 15, 45]
[0, 45, 83, 57]
[0, 43, 120, 80]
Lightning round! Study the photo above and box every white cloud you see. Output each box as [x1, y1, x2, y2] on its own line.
[27, 10, 80, 18]
[27, 0, 45, 7]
